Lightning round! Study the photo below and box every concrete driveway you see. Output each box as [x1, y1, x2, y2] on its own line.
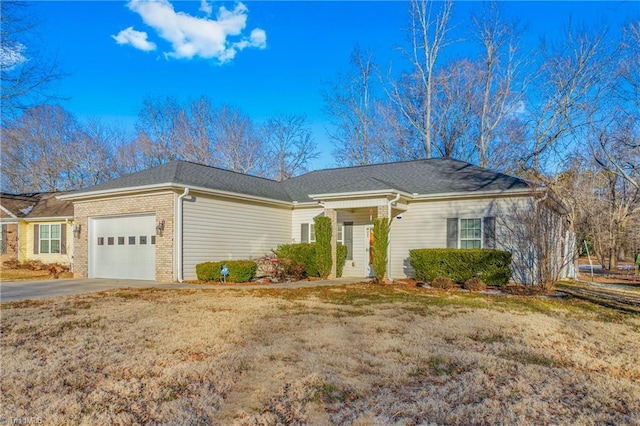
[1, 277, 367, 302]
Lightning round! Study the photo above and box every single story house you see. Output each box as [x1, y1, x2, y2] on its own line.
[59, 158, 575, 282]
[0, 192, 75, 267]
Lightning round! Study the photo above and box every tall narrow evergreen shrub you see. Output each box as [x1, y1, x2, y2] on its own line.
[314, 216, 332, 279]
[372, 217, 390, 282]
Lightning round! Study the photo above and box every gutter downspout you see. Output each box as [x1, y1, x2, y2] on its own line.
[176, 188, 190, 283]
[387, 193, 401, 282]
[65, 218, 74, 273]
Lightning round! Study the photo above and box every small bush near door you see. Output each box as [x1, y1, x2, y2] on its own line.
[196, 260, 257, 283]
[274, 243, 348, 278]
[409, 248, 512, 286]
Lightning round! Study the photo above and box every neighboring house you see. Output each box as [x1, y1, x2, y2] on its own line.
[59, 158, 575, 282]
[0, 192, 75, 267]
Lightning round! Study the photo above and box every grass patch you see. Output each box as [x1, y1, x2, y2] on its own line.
[2, 284, 638, 425]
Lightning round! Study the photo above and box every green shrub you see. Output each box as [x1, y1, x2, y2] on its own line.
[372, 217, 390, 282]
[274, 242, 348, 279]
[196, 260, 257, 283]
[274, 243, 317, 277]
[315, 216, 332, 279]
[463, 277, 487, 291]
[409, 248, 512, 286]
[336, 244, 347, 278]
[430, 276, 455, 289]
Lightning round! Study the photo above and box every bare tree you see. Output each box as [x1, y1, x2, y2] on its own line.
[175, 97, 216, 166]
[211, 104, 265, 175]
[520, 24, 612, 174]
[431, 59, 477, 160]
[262, 114, 319, 181]
[498, 194, 575, 288]
[1, 1, 66, 119]
[0, 105, 121, 192]
[390, 0, 454, 159]
[323, 46, 388, 166]
[471, 1, 527, 169]
[591, 21, 639, 190]
[132, 95, 182, 168]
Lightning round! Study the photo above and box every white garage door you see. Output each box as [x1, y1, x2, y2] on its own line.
[89, 214, 156, 280]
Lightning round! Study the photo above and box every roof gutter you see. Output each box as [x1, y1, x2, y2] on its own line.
[176, 187, 190, 283]
[387, 193, 401, 282]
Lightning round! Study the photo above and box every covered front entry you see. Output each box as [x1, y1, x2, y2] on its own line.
[89, 214, 156, 280]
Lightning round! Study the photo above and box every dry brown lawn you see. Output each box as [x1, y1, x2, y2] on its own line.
[1, 284, 639, 425]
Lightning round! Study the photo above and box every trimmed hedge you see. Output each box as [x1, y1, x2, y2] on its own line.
[196, 260, 257, 283]
[274, 243, 348, 278]
[409, 248, 512, 286]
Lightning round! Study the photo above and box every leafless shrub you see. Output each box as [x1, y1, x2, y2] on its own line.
[463, 277, 487, 292]
[430, 276, 455, 289]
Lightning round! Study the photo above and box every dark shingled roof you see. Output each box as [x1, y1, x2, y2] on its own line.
[72, 161, 292, 202]
[1, 192, 73, 218]
[282, 158, 530, 202]
[70, 158, 530, 203]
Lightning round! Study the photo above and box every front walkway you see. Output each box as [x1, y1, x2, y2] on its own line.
[0, 277, 370, 302]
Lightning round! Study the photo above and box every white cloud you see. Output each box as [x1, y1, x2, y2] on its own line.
[0, 42, 27, 70]
[111, 26, 157, 52]
[199, 0, 213, 16]
[115, 0, 267, 64]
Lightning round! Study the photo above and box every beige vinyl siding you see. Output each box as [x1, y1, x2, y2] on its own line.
[291, 207, 323, 243]
[182, 194, 292, 280]
[389, 197, 512, 279]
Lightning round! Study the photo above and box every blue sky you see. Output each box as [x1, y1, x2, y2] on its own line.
[34, 1, 639, 170]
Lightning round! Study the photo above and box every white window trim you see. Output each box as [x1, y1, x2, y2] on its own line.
[459, 218, 482, 249]
[40, 223, 62, 254]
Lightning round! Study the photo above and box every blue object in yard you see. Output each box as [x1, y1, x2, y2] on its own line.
[221, 265, 229, 283]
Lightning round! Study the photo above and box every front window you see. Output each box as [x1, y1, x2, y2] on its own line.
[336, 224, 343, 244]
[40, 224, 61, 254]
[309, 225, 316, 242]
[460, 218, 481, 249]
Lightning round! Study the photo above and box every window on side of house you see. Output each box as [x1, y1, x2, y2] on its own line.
[459, 218, 482, 249]
[40, 224, 61, 254]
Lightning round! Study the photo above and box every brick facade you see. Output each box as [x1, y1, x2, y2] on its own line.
[73, 192, 176, 281]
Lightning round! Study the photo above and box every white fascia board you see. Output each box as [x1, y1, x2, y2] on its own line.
[23, 216, 74, 222]
[184, 184, 292, 208]
[0, 204, 18, 218]
[309, 189, 413, 201]
[411, 187, 537, 201]
[57, 183, 176, 200]
[59, 183, 293, 208]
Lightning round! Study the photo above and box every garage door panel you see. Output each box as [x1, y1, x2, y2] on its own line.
[90, 214, 156, 280]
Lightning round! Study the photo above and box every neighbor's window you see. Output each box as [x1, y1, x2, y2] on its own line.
[40, 224, 61, 254]
[460, 218, 482, 249]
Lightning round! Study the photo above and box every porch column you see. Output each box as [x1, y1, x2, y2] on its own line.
[324, 207, 337, 279]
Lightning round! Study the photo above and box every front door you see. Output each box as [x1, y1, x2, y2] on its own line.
[365, 225, 374, 277]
